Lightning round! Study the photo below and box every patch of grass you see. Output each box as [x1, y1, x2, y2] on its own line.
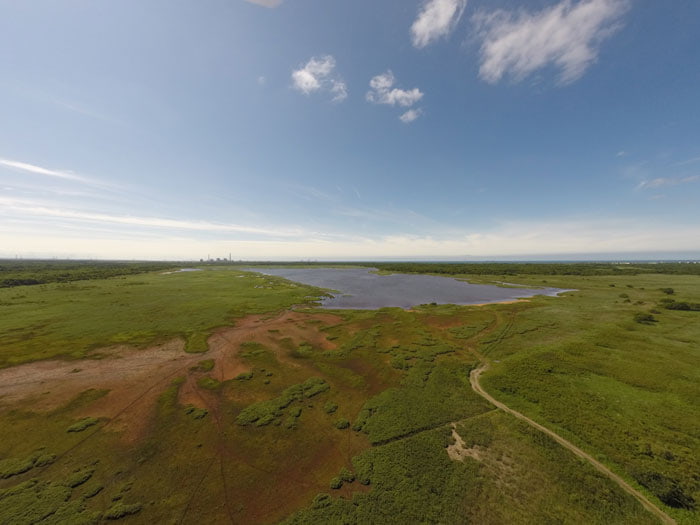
[192, 359, 215, 372]
[0, 268, 325, 367]
[197, 376, 222, 390]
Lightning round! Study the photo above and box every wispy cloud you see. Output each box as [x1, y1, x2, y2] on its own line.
[674, 156, 700, 167]
[291, 55, 348, 102]
[411, 0, 467, 48]
[0, 157, 91, 184]
[366, 71, 424, 122]
[0, 197, 306, 238]
[244, 0, 283, 8]
[637, 175, 700, 190]
[3, 217, 698, 260]
[473, 0, 629, 85]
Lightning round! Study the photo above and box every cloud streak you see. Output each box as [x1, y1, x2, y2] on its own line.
[0, 197, 306, 238]
[291, 55, 348, 102]
[0, 157, 91, 184]
[411, 0, 467, 48]
[473, 0, 629, 85]
[2, 217, 698, 260]
[637, 175, 700, 190]
[244, 0, 283, 8]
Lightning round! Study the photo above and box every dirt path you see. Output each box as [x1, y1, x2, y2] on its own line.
[469, 363, 676, 525]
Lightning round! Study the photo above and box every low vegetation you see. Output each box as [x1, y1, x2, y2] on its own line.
[0, 263, 697, 523]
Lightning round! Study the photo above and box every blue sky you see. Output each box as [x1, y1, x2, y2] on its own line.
[1, 0, 699, 260]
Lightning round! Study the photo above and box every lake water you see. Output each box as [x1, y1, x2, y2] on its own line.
[250, 267, 572, 309]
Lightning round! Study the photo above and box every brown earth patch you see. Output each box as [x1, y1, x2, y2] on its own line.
[0, 310, 343, 443]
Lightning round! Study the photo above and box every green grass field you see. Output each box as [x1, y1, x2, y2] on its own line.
[0, 263, 697, 524]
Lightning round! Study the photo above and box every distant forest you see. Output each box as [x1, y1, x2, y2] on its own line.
[2, 259, 699, 289]
[0, 260, 177, 288]
[238, 260, 700, 276]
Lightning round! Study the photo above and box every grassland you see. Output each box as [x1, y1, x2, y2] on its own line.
[0, 267, 325, 367]
[0, 262, 698, 524]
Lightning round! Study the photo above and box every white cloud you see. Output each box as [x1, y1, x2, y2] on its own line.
[366, 71, 423, 107]
[637, 175, 700, 190]
[399, 108, 423, 123]
[291, 55, 348, 102]
[411, 0, 467, 48]
[473, 0, 629, 85]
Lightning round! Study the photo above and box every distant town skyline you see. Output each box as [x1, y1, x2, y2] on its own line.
[1, 1, 699, 260]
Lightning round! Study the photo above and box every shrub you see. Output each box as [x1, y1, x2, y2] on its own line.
[335, 419, 350, 430]
[660, 287, 675, 295]
[104, 503, 143, 520]
[197, 377, 222, 389]
[329, 477, 343, 490]
[324, 402, 338, 414]
[339, 467, 355, 483]
[312, 493, 332, 509]
[65, 467, 94, 488]
[67, 417, 99, 433]
[633, 313, 656, 324]
[235, 371, 254, 381]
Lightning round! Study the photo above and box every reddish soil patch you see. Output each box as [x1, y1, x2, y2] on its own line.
[0, 310, 343, 443]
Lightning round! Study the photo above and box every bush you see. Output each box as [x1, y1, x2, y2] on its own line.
[335, 419, 350, 430]
[329, 477, 343, 490]
[67, 417, 99, 433]
[236, 377, 330, 426]
[339, 467, 355, 483]
[633, 313, 656, 324]
[312, 493, 332, 509]
[197, 377, 222, 389]
[324, 402, 338, 414]
[104, 503, 143, 520]
[235, 371, 254, 380]
[660, 288, 675, 295]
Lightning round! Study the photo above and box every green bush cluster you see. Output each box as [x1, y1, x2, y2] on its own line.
[67, 417, 100, 433]
[0, 450, 55, 479]
[104, 502, 143, 520]
[236, 377, 330, 426]
[660, 298, 700, 311]
[352, 361, 491, 444]
[184, 405, 208, 419]
[633, 313, 657, 324]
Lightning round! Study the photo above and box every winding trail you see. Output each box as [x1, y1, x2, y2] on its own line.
[468, 362, 676, 525]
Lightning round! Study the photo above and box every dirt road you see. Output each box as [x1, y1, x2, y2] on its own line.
[469, 363, 676, 525]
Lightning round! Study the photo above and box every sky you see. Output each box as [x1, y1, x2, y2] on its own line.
[1, 0, 699, 261]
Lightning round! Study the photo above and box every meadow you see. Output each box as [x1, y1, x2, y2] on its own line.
[0, 262, 697, 524]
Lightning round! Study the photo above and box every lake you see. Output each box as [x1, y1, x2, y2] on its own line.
[249, 267, 572, 309]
